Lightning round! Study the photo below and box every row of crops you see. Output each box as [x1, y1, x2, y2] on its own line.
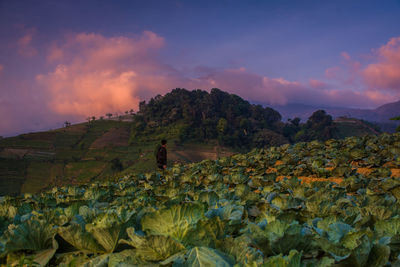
[1, 133, 400, 266]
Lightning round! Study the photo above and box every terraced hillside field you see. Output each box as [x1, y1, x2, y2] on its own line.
[0, 119, 234, 196]
[0, 133, 400, 266]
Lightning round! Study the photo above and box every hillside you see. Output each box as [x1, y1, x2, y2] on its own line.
[334, 117, 380, 137]
[0, 88, 383, 196]
[132, 88, 382, 146]
[374, 100, 400, 116]
[272, 100, 400, 132]
[1, 133, 400, 266]
[0, 119, 234, 196]
[134, 88, 286, 148]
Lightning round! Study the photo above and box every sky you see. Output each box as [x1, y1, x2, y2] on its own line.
[1, 0, 400, 136]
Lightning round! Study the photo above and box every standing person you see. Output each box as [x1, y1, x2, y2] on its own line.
[156, 139, 167, 170]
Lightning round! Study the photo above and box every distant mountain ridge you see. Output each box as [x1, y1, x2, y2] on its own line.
[271, 100, 400, 132]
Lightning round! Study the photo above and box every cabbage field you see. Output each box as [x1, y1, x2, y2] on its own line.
[1, 133, 400, 266]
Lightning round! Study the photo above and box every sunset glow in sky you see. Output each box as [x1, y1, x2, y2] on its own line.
[1, 0, 400, 136]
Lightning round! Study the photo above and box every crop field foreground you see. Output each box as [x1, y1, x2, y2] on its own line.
[1, 133, 400, 266]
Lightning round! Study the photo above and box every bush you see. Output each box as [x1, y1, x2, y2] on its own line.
[111, 158, 123, 172]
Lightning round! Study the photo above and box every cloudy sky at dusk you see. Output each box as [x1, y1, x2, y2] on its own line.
[1, 0, 400, 136]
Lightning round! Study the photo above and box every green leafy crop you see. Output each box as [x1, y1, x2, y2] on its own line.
[1, 133, 400, 266]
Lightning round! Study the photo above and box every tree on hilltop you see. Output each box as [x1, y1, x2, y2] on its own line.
[130, 88, 284, 148]
[295, 110, 336, 142]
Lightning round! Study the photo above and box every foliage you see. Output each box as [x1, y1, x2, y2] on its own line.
[1, 124, 398, 266]
[110, 158, 123, 172]
[133, 89, 376, 150]
[294, 110, 337, 142]
[134, 88, 285, 148]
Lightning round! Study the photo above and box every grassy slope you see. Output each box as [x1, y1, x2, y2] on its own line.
[334, 117, 380, 138]
[0, 117, 378, 196]
[0, 119, 235, 196]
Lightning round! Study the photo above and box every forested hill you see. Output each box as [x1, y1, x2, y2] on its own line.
[130, 88, 379, 149]
[133, 88, 284, 148]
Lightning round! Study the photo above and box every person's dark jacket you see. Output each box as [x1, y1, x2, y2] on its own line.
[156, 146, 167, 168]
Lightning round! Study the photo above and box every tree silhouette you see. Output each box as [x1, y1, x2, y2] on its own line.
[294, 110, 335, 142]
[106, 113, 113, 119]
[288, 117, 301, 127]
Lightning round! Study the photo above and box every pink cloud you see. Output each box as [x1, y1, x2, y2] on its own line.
[17, 28, 38, 57]
[341, 52, 362, 85]
[325, 66, 341, 79]
[5, 31, 400, 137]
[37, 31, 184, 118]
[47, 46, 64, 63]
[36, 31, 392, 123]
[325, 51, 363, 86]
[192, 67, 383, 108]
[38, 30, 307, 119]
[39, 31, 308, 119]
[364, 90, 396, 103]
[0, 64, 3, 73]
[309, 79, 330, 90]
[322, 38, 400, 106]
[194, 68, 302, 105]
[363, 37, 400, 91]
[341, 51, 351, 60]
